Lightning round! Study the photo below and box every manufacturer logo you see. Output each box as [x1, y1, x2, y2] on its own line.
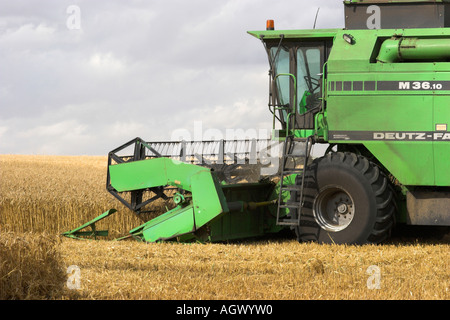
[329, 130, 450, 142]
[373, 132, 450, 141]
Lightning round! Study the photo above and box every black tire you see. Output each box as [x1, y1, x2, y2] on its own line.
[293, 152, 395, 245]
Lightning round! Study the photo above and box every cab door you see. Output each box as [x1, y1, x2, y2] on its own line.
[268, 40, 332, 132]
[294, 43, 329, 129]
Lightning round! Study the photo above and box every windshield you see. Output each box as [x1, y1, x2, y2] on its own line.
[268, 41, 328, 129]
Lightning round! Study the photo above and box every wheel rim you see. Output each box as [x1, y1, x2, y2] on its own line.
[313, 186, 355, 232]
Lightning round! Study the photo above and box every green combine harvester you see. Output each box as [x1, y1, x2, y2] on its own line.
[64, 0, 450, 245]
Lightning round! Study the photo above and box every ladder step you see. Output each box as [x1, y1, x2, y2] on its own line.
[283, 154, 304, 158]
[282, 170, 303, 175]
[279, 204, 301, 209]
[277, 219, 300, 226]
[281, 186, 302, 191]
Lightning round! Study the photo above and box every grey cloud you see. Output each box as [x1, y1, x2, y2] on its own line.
[0, 0, 343, 155]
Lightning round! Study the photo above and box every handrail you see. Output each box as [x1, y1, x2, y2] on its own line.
[273, 73, 297, 134]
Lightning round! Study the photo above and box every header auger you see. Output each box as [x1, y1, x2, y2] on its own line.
[64, 1, 450, 245]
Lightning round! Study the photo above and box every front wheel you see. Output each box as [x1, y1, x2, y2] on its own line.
[294, 152, 395, 245]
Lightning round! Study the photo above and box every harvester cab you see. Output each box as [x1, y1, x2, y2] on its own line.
[262, 33, 331, 135]
[64, 0, 450, 245]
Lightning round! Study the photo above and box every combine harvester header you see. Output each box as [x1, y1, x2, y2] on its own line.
[64, 137, 285, 243]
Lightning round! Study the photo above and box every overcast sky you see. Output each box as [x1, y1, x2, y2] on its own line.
[0, 0, 344, 155]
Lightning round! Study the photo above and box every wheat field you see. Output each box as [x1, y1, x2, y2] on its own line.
[0, 155, 163, 237]
[1, 154, 449, 300]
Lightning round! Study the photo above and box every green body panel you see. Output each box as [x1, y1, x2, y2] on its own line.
[207, 183, 282, 242]
[109, 157, 229, 242]
[326, 28, 450, 186]
[141, 204, 196, 242]
[433, 96, 450, 186]
[326, 94, 435, 185]
[250, 27, 450, 187]
[109, 157, 206, 193]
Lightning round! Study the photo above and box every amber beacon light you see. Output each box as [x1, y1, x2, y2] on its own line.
[266, 20, 275, 30]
